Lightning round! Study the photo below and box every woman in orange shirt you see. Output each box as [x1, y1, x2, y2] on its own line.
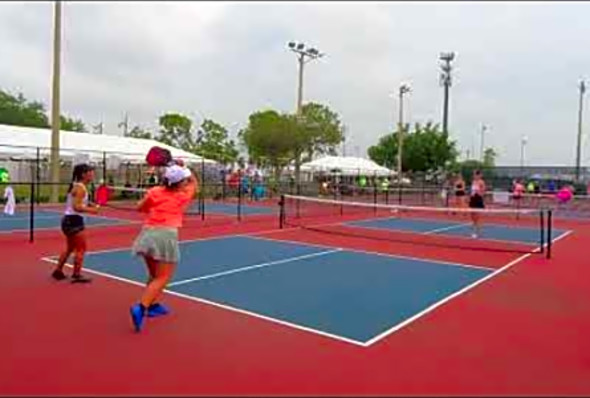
[129, 162, 197, 332]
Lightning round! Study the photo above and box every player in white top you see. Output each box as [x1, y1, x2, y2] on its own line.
[52, 164, 100, 283]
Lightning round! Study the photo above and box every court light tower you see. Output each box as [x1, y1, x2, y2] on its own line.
[287, 41, 324, 116]
[396, 84, 411, 182]
[575, 79, 587, 182]
[50, 1, 63, 203]
[439, 52, 455, 136]
[287, 41, 324, 191]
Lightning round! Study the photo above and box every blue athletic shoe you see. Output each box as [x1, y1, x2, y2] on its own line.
[147, 303, 169, 318]
[130, 304, 145, 332]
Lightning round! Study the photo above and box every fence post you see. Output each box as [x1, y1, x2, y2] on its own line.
[200, 157, 205, 221]
[36, 147, 41, 204]
[237, 170, 243, 222]
[102, 151, 107, 183]
[279, 194, 285, 229]
[546, 209, 552, 259]
[540, 210, 545, 255]
[29, 180, 35, 243]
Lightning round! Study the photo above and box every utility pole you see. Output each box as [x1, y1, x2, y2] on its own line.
[397, 84, 411, 183]
[480, 124, 488, 162]
[93, 121, 104, 135]
[50, 1, 62, 203]
[118, 113, 129, 137]
[576, 80, 587, 182]
[520, 135, 528, 177]
[341, 124, 347, 156]
[439, 52, 455, 136]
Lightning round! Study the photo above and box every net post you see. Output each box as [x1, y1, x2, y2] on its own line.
[398, 184, 402, 205]
[29, 180, 35, 243]
[540, 209, 545, 254]
[279, 194, 285, 229]
[546, 209, 552, 259]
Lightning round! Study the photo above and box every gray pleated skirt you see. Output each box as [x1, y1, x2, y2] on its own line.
[132, 226, 180, 263]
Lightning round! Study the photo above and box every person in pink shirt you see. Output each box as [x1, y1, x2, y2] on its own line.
[556, 185, 573, 206]
[129, 162, 197, 332]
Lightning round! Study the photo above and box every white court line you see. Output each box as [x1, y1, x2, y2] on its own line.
[57, 225, 291, 258]
[168, 249, 342, 287]
[363, 229, 574, 347]
[423, 223, 472, 235]
[40, 256, 366, 347]
[40, 230, 574, 348]
[0, 215, 63, 221]
[248, 235, 496, 272]
[0, 218, 141, 235]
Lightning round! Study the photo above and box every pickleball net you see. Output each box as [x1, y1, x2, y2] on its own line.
[279, 194, 553, 258]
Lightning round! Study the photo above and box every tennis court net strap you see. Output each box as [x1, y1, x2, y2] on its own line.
[279, 194, 550, 257]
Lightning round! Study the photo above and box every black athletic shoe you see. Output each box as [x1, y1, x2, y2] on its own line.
[71, 274, 92, 284]
[51, 269, 67, 281]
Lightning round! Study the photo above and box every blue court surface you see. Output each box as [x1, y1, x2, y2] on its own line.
[0, 210, 128, 232]
[197, 202, 275, 216]
[54, 235, 495, 345]
[348, 217, 567, 245]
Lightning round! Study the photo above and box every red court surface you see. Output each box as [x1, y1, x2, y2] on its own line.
[2, 211, 590, 396]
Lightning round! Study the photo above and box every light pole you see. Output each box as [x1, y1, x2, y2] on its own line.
[287, 41, 324, 116]
[118, 112, 129, 137]
[576, 79, 587, 182]
[520, 135, 528, 177]
[341, 125, 347, 156]
[50, 1, 62, 203]
[439, 52, 455, 136]
[479, 124, 488, 162]
[395, 84, 411, 183]
[287, 41, 324, 191]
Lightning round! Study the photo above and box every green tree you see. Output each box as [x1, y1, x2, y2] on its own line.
[195, 119, 239, 165]
[127, 126, 152, 140]
[156, 113, 195, 152]
[483, 147, 497, 168]
[453, 147, 497, 182]
[368, 122, 458, 173]
[0, 89, 49, 128]
[59, 115, 86, 132]
[241, 110, 294, 179]
[298, 102, 344, 161]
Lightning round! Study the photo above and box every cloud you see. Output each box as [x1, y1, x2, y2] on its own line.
[1, 1, 589, 165]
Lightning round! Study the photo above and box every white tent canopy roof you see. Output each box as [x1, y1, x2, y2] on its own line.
[300, 156, 395, 176]
[0, 124, 215, 165]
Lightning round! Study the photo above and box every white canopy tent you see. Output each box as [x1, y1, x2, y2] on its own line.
[300, 156, 395, 177]
[0, 124, 215, 165]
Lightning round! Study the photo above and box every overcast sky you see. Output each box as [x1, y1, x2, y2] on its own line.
[1, 1, 589, 166]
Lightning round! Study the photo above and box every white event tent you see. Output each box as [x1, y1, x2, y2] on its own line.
[0, 124, 214, 165]
[300, 156, 395, 177]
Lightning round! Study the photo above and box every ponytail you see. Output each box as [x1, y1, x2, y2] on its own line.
[68, 164, 94, 193]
